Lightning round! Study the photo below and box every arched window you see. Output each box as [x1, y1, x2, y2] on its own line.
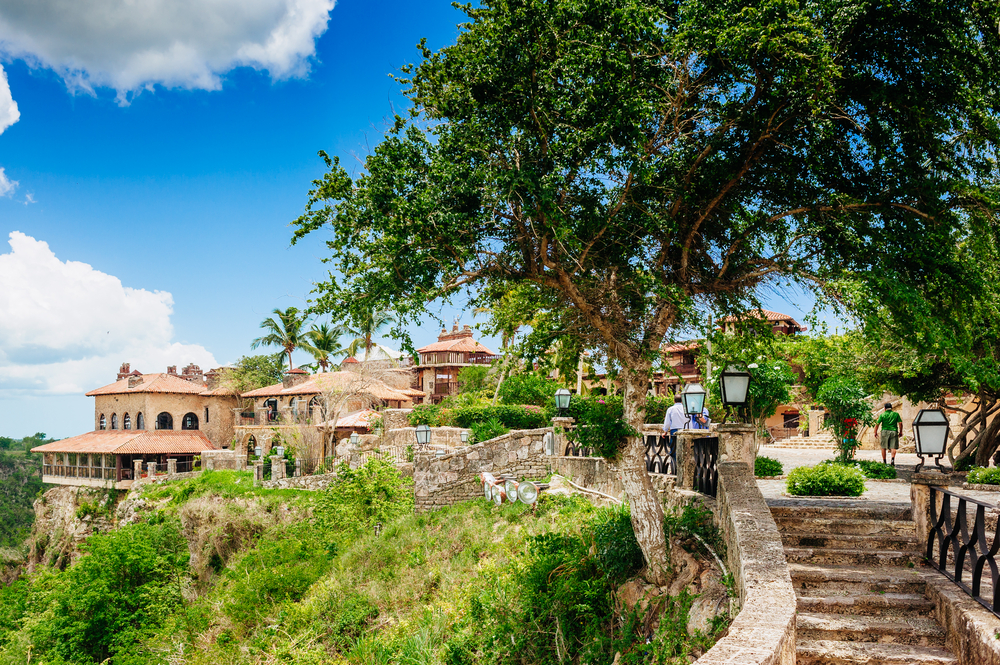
[156, 412, 173, 430]
[99, 414, 106, 430]
[247, 435, 258, 460]
[123, 413, 131, 430]
[136, 412, 145, 430]
[182, 412, 199, 430]
[290, 397, 299, 418]
[111, 413, 118, 430]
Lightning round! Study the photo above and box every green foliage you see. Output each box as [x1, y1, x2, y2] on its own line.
[0, 436, 14, 450]
[453, 404, 549, 430]
[703, 338, 796, 428]
[0, 450, 48, 547]
[572, 397, 639, 459]
[663, 501, 726, 560]
[408, 403, 446, 426]
[457, 365, 490, 393]
[967, 466, 1000, 485]
[754, 456, 783, 477]
[20, 518, 188, 664]
[820, 459, 896, 480]
[643, 396, 673, 427]
[786, 464, 867, 497]
[590, 503, 644, 584]
[779, 332, 866, 400]
[816, 376, 875, 461]
[469, 417, 507, 443]
[251, 306, 312, 371]
[497, 372, 560, 407]
[315, 457, 414, 537]
[223, 354, 286, 395]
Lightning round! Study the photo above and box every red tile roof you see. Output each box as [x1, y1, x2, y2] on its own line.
[416, 337, 497, 355]
[241, 371, 414, 402]
[719, 309, 802, 326]
[86, 373, 208, 396]
[31, 430, 217, 455]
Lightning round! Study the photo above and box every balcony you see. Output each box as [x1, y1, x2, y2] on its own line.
[234, 408, 319, 427]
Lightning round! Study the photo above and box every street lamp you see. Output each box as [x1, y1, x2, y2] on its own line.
[719, 366, 751, 407]
[681, 383, 707, 416]
[414, 423, 431, 450]
[350, 432, 359, 446]
[460, 430, 470, 444]
[913, 408, 950, 472]
[555, 388, 572, 416]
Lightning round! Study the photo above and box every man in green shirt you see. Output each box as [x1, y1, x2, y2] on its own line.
[874, 403, 903, 466]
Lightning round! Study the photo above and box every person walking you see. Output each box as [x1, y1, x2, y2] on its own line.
[663, 395, 688, 435]
[874, 403, 903, 466]
[690, 406, 710, 430]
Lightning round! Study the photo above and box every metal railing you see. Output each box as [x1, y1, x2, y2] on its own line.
[563, 428, 594, 457]
[766, 426, 801, 441]
[927, 486, 1000, 617]
[645, 434, 676, 475]
[693, 436, 719, 497]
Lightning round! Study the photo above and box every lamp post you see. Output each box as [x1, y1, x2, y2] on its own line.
[460, 430, 469, 444]
[719, 365, 751, 422]
[414, 423, 431, 450]
[681, 383, 707, 418]
[913, 408, 950, 472]
[555, 388, 572, 416]
[350, 432, 359, 446]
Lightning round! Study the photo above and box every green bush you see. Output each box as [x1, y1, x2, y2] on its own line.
[408, 404, 449, 426]
[967, 466, 1000, 485]
[497, 373, 560, 407]
[590, 503, 644, 583]
[786, 464, 867, 497]
[572, 397, 637, 459]
[315, 457, 414, 537]
[820, 459, 897, 480]
[470, 417, 508, 443]
[453, 404, 549, 430]
[755, 456, 783, 477]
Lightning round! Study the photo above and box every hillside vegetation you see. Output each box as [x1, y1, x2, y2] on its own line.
[0, 460, 729, 664]
[0, 450, 48, 548]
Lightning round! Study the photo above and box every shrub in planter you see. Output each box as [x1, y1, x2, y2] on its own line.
[786, 464, 866, 497]
[453, 405, 548, 430]
[967, 466, 1000, 485]
[755, 456, 783, 477]
[820, 459, 896, 480]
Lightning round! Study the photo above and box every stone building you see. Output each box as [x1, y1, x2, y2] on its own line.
[413, 324, 499, 403]
[32, 362, 235, 489]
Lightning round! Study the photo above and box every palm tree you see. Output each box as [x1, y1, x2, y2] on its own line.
[251, 307, 311, 372]
[343, 309, 395, 361]
[305, 322, 344, 372]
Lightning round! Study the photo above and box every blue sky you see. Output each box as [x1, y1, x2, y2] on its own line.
[0, 0, 840, 438]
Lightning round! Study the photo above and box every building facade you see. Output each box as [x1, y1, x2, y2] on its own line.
[413, 325, 499, 403]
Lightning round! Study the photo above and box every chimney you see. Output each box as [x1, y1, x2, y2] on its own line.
[282, 368, 310, 389]
[167, 365, 177, 375]
[128, 375, 143, 389]
[117, 363, 131, 380]
[181, 363, 204, 384]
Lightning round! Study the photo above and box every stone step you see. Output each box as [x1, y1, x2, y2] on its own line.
[796, 592, 935, 617]
[784, 546, 924, 567]
[769, 503, 913, 522]
[789, 563, 927, 595]
[781, 531, 917, 551]
[796, 640, 957, 665]
[774, 516, 916, 537]
[797, 612, 947, 647]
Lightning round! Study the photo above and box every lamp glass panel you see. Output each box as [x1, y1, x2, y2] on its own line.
[518, 481, 538, 504]
[913, 409, 949, 455]
[505, 479, 519, 503]
[682, 384, 706, 415]
[555, 389, 571, 410]
[721, 372, 750, 406]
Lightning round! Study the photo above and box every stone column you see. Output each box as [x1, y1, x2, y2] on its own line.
[147, 461, 157, 476]
[716, 423, 757, 468]
[675, 430, 701, 490]
[270, 455, 285, 480]
[254, 461, 263, 486]
[133, 459, 143, 479]
[808, 409, 825, 437]
[295, 458, 301, 477]
[911, 471, 949, 550]
[167, 458, 177, 476]
[552, 417, 575, 456]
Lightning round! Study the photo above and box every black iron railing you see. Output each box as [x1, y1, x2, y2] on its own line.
[693, 436, 719, 497]
[261, 462, 272, 481]
[645, 434, 676, 475]
[563, 429, 594, 457]
[927, 486, 1000, 617]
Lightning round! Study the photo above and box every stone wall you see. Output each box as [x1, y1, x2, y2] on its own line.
[695, 462, 796, 665]
[201, 449, 245, 471]
[380, 409, 413, 432]
[261, 472, 339, 491]
[414, 428, 550, 512]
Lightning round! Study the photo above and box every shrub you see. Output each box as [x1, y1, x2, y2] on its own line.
[644, 395, 673, 425]
[408, 404, 446, 426]
[457, 365, 490, 393]
[786, 464, 866, 497]
[573, 398, 637, 459]
[470, 417, 508, 443]
[315, 457, 414, 537]
[453, 404, 549, 430]
[967, 466, 1000, 485]
[590, 503, 643, 583]
[497, 372, 560, 406]
[755, 456, 783, 477]
[820, 459, 897, 480]
[816, 376, 875, 462]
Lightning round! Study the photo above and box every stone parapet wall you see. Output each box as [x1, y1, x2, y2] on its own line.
[261, 472, 338, 491]
[695, 461, 796, 665]
[380, 409, 413, 432]
[201, 449, 245, 471]
[414, 428, 550, 512]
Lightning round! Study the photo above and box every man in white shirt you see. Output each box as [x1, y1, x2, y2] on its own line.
[663, 395, 688, 435]
[690, 407, 710, 430]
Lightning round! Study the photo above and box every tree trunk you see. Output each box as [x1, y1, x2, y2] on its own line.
[619, 366, 669, 585]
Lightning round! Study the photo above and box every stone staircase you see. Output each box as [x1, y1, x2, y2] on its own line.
[763, 431, 837, 449]
[770, 501, 957, 664]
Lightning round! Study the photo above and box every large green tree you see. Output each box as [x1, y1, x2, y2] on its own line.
[294, 0, 1000, 579]
[251, 307, 312, 371]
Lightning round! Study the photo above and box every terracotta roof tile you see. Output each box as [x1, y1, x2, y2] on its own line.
[86, 373, 207, 396]
[241, 371, 414, 402]
[31, 430, 217, 455]
[416, 337, 497, 355]
[719, 309, 802, 327]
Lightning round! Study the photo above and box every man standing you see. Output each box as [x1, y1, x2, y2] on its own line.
[874, 403, 903, 466]
[690, 406, 711, 430]
[663, 395, 688, 435]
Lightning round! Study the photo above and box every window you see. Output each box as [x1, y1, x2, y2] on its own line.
[99, 414, 106, 430]
[783, 411, 800, 429]
[182, 412, 199, 430]
[204, 406, 209, 424]
[123, 413, 131, 430]
[111, 413, 118, 430]
[136, 412, 144, 430]
[156, 412, 173, 430]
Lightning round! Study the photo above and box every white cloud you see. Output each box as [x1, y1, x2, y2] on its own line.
[0, 0, 335, 100]
[0, 232, 217, 396]
[0, 63, 18, 133]
[0, 167, 16, 197]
